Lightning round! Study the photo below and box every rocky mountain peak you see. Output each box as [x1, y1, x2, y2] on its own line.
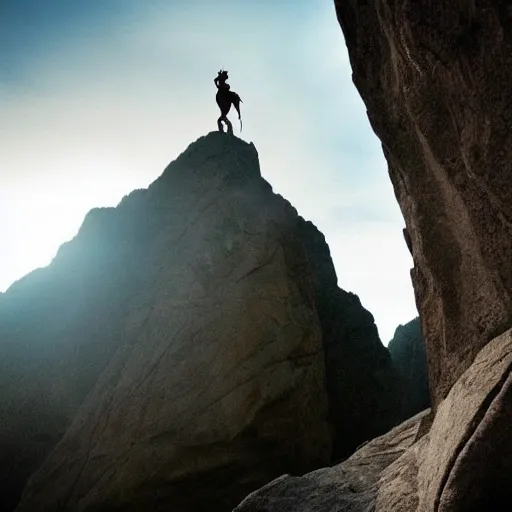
[2, 132, 399, 511]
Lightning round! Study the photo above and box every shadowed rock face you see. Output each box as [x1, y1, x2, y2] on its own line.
[335, 0, 512, 408]
[1, 132, 399, 511]
[234, 2, 512, 510]
[234, 410, 429, 512]
[0, 200, 150, 511]
[388, 318, 430, 420]
[231, 3, 512, 510]
[234, 329, 512, 511]
[298, 221, 401, 461]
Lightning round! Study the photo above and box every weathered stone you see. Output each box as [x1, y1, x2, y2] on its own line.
[379, 328, 512, 511]
[10, 133, 330, 511]
[234, 2, 512, 509]
[335, 0, 512, 408]
[234, 329, 512, 511]
[2, 132, 399, 511]
[416, 328, 512, 511]
[388, 317, 430, 420]
[234, 410, 428, 512]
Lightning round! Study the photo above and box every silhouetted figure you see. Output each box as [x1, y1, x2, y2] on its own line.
[214, 69, 242, 134]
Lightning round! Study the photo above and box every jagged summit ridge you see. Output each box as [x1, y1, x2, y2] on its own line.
[4, 133, 261, 300]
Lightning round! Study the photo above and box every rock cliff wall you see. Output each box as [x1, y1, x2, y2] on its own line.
[232, 3, 512, 509]
[1, 132, 399, 511]
[298, 221, 401, 460]
[388, 317, 430, 420]
[236, 0, 512, 512]
[335, 0, 512, 407]
[236, 328, 512, 511]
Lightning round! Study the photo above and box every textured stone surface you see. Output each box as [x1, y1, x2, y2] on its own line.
[388, 317, 430, 420]
[234, 410, 428, 512]
[2, 132, 399, 511]
[301, 219, 401, 460]
[233, 3, 512, 508]
[234, 329, 512, 511]
[416, 328, 512, 511]
[335, 0, 512, 408]
[9, 133, 330, 511]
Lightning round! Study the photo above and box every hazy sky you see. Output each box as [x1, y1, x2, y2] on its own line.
[0, 0, 417, 343]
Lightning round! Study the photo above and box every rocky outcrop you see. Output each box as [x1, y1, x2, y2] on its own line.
[388, 317, 430, 420]
[0, 202, 148, 511]
[234, 409, 428, 512]
[300, 221, 401, 460]
[231, 2, 512, 510]
[232, 3, 512, 510]
[235, 328, 512, 511]
[1, 132, 399, 511]
[335, 0, 512, 408]
[411, 328, 512, 511]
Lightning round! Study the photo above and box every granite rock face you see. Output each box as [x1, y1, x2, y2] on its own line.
[232, 2, 512, 509]
[2, 132, 399, 511]
[234, 328, 512, 511]
[7, 133, 330, 511]
[413, 328, 512, 511]
[234, 2, 512, 509]
[335, 0, 512, 408]
[299, 221, 401, 461]
[234, 410, 428, 512]
[388, 317, 430, 420]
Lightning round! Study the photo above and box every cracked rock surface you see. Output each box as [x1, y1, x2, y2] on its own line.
[335, 0, 512, 408]
[4, 133, 398, 511]
[233, 2, 512, 509]
[234, 409, 428, 512]
[12, 133, 330, 512]
[234, 329, 512, 511]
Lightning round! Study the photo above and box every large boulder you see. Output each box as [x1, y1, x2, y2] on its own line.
[2, 132, 399, 511]
[234, 409, 428, 512]
[5, 133, 330, 511]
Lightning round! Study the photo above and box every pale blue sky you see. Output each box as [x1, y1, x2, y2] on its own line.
[0, 0, 417, 342]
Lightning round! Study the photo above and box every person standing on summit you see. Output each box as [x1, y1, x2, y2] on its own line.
[214, 69, 243, 134]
